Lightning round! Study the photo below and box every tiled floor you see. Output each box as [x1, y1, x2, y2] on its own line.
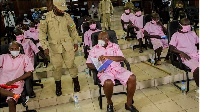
[35, 84, 199, 112]
[0, 6, 199, 112]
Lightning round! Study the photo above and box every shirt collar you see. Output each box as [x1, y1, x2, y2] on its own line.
[50, 11, 56, 18]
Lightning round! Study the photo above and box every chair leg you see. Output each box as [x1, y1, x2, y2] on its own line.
[89, 69, 92, 76]
[154, 51, 157, 65]
[99, 86, 103, 109]
[186, 71, 189, 93]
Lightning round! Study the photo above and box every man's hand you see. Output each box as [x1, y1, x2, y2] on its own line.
[180, 52, 191, 60]
[98, 55, 107, 61]
[99, 68, 105, 73]
[74, 44, 78, 52]
[44, 49, 49, 56]
[135, 27, 139, 31]
[6, 81, 15, 86]
[154, 35, 161, 39]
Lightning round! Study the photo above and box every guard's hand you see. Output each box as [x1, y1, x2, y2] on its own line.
[6, 81, 15, 86]
[74, 44, 78, 52]
[43, 58, 49, 67]
[98, 55, 107, 61]
[44, 49, 49, 56]
[180, 52, 191, 60]
[99, 68, 105, 73]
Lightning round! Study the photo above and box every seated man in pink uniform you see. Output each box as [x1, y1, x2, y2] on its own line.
[86, 32, 138, 112]
[14, 28, 47, 66]
[169, 18, 199, 88]
[0, 41, 34, 112]
[24, 22, 41, 48]
[121, 7, 135, 39]
[144, 13, 168, 65]
[130, 8, 144, 53]
[84, 20, 101, 59]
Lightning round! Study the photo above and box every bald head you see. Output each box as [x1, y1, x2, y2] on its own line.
[9, 41, 20, 51]
[98, 32, 109, 41]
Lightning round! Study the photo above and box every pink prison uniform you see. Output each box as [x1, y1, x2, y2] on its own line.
[24, 30, 42, 48]
[17, 39, 40, 65]
[0, 54, 34, 102]
[121, 13, 135, 29]
[84, 29, 101, 48]
[169, 31, 199, 72]
[86, 41, 133, 86]
[144, 22, 168, 50]
[130, 15, 144, 39]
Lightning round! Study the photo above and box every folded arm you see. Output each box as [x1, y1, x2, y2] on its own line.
[6, 71, 32, 86]
[144, 30, 161, 39]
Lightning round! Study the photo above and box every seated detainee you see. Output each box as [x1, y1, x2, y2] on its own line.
[0, 41, 34, 112]
[129, 8, 144, 53]
[144, 13, 168, 65]
[169, 18, 199, 88]
[14, 28, 47, 66]
[24, 22, 41, 48]
[84, 20, 101, 50]
[86, 32, 138, 112]
[121, 7, 135, 38]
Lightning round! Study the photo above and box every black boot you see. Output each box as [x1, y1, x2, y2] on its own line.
[72, 77, 80, 92]
[55, 81, 62, 96]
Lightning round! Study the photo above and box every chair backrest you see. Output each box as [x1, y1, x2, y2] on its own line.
[185, 6, 199, 20]
[0, 44, 9, 55]
[0, 44, 25, 55]
[167, 20, 179, 41]
[77, 17, 85, 34]
[91, 30, 118, 47]
[82, 21, 102, 34]
[143, 14, 152, 27]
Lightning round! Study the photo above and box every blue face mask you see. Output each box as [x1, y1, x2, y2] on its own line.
[39, 11, 41, 13]
[92, 5, 95, 8]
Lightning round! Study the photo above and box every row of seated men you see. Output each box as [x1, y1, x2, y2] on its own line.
[82, 8, 199, 112]
[0, 6, 199, 112]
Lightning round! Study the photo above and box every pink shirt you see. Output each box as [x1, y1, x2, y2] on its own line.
[144, 22, 166, 40]
[130, 15, 144, 29]
[0, 54, 34, 86]
[169, 31, 199, 55]
[121, 13, 135, 29]
[84, 29, 101, 47]
[86, 41, 124, 69]
[17, 39, 40, 59]
[24, 30, 39, 40]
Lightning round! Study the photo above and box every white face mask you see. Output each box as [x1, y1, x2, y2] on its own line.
[98, 40, 105, 47]
[10, 51, 20, 57]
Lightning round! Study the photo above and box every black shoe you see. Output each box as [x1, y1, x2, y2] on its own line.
[125, 103, 139, 112]
[139, 50, 143, 53]
[29, 91, 36, 98]
[107, 104, 114, 112]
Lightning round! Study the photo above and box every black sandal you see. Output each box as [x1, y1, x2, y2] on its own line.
[125, 103, 139, 112]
